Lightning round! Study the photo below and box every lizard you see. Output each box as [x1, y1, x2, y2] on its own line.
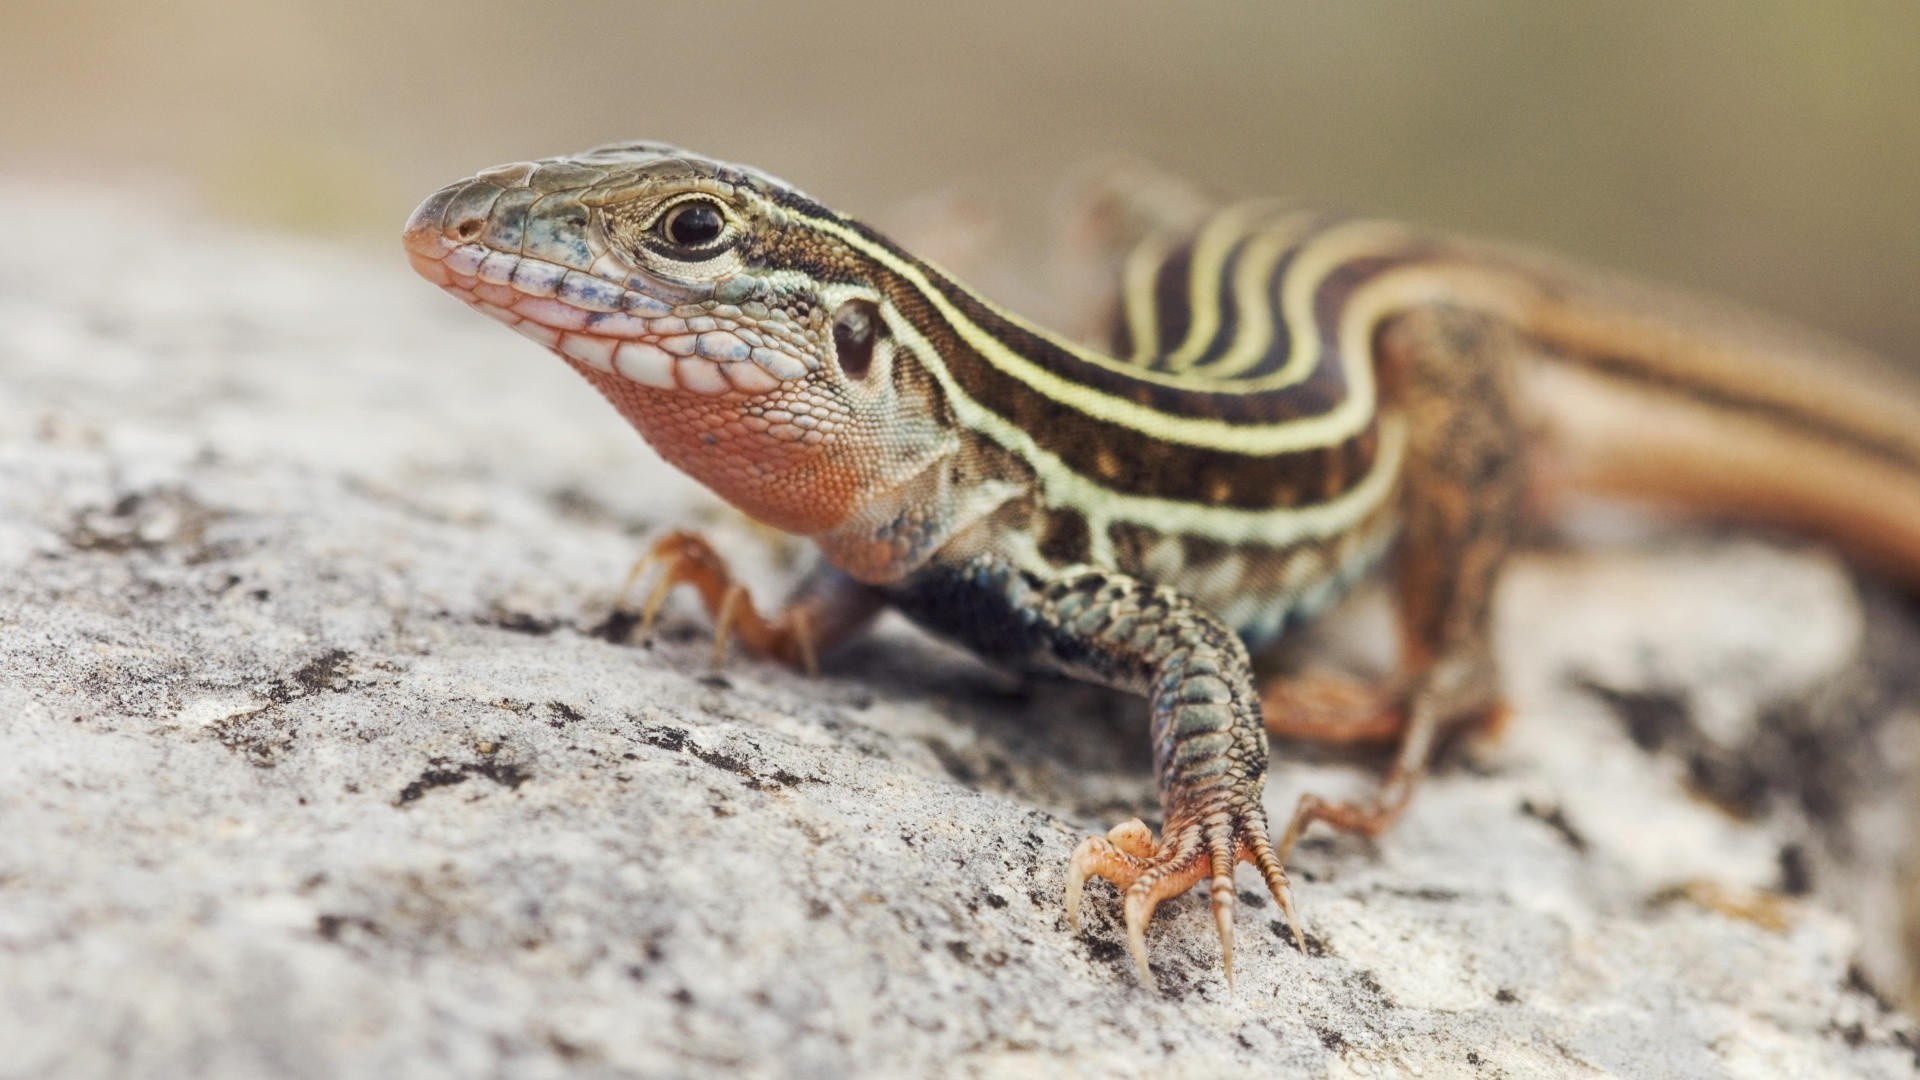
[401, 142, 1920, 989]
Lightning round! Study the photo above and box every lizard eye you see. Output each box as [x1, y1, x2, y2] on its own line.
[656, 198, 728, 253]
[831, 300, 879, 380]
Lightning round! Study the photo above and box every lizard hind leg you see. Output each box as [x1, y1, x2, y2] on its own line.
[1273, 305, 1528, 861]
[1259, 673, 1407, 745]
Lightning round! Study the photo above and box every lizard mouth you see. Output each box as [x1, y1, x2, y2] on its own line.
[403, 176, 808, 396]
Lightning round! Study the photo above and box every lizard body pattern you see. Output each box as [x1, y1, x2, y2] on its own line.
[402, 144, 1920, 987]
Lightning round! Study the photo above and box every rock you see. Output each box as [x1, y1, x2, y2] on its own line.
[1, 188, 1916, 1078]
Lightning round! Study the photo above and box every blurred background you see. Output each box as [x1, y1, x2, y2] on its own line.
[2, 1, 1916, 362]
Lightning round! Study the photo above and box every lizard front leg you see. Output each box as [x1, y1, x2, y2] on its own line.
[892, 558, 1296, 989]
[625, 531, 886, 673]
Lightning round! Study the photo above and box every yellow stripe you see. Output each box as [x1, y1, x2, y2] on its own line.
[1157, 200, 1289, 370]
[1193, 212, 1318, 378]
[1121, 230, 1177, 364]
[803, 210, 1513, 454]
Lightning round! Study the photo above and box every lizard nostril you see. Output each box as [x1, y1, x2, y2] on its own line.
[452, 217, 485, 242]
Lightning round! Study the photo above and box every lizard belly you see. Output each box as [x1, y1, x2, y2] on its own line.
[1105, 507, 1401, 650]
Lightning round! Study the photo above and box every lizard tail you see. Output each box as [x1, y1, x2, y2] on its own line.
[1512, 270, 1920, 585]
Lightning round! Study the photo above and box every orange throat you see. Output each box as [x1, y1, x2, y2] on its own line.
[567, 360, 865, 536]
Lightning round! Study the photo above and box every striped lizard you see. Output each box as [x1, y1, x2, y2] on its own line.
[402, 143, 1920, 988]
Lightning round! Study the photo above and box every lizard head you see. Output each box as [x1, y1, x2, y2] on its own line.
[403, 143, 958, 544]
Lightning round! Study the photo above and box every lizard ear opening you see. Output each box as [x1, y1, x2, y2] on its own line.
[831, 300, 882, 381]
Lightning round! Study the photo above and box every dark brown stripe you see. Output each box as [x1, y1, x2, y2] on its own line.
[1147, 232, 1252, 373]
[1186, 231, 1297, 375]
[1037, 506, 1093, 566]
[1146, 242, 1195, 361]
[1542, 345, 1920, 475]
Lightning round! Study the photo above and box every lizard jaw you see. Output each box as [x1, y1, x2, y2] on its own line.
[402, 178, 815, 398]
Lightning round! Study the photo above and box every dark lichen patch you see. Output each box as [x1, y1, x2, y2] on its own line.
[396, 765, 476, 803]
[1844, 963, 1901, 1017]
[919, 735, 1018, 793]
[394, 755, 532, 805]
[480, 608, 562, 636]
[544, 484, 620, 525]
[1351, 968, 1394, 1007]
[1777, 843, 1813, 896]
[1288, 927, 1330, 957]
[632, 722, 819, 791]
[241, 649, 358, 719]
[1084, 937, 1126, 966]
[1570, 674, 1691, 752]
[636, 723, 688, 753]
[1743, 665, 1903, 837]
[1574, 606, 1915, 836]
[1317, 1028, 1348, 1052]
[546, 701, 584, 728]
[1376, 884, 1462, 903]
[283, 648, 354, 698]
[1495, 987, 1521, 1004]
[210, 709, 293, 768]
[64, 487, 223, 557]
[471, 757, 532, 789]
[696, 746, 813, 790]
[314, 913, 382, 943]
[1573, 670, 1791, 821]
[1519, 798, 1590, 853]
[1831, 969, 1920, 1068]
[210, 659, 348, 769]
[587, 609, 644, 644]
[544, 1032, 594, 1063]
[1683, 753, 1773, 820]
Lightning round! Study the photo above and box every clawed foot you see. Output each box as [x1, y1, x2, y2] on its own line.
[1066, 811, 1301, 990]
[620, 530, 818, 674]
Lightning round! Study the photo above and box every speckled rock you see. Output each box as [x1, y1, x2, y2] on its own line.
[2, 189, 1916, 1079]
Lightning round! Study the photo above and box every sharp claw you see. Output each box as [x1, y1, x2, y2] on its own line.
[712, 583, 745, 666]
[1247, 830, 1304, 952]
[1279, 887, 1304, 951]
[618, 551, 660, 607]
[1265, 865, 1303, 951]
[637, 559, 678, 636]
[1212, 878, 1236, 990]
[791, 610, 820, 677]
[1065, 841, 1092, 932]
[1123, 886, 1158, 988]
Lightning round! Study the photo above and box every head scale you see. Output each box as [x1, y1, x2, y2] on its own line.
[403, 143, 957, 561]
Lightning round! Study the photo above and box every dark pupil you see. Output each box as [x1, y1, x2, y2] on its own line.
[665, 203, 723, 247]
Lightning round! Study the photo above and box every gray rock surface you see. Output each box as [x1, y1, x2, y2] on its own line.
[2, 188, 1917, 1078]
